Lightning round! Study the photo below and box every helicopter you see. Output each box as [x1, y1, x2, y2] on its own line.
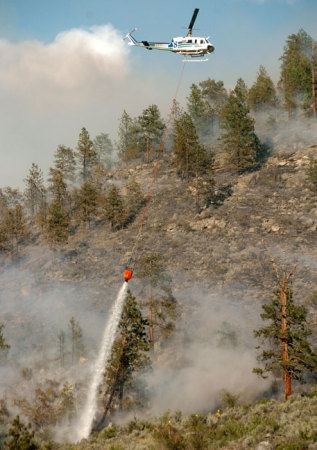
[123, 8, 214, 61]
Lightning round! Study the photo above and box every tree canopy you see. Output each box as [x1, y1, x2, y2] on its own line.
[220, 78, 264, 172]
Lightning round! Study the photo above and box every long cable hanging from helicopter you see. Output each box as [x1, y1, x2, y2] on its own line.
[123, 8, 215, 282]
[123, 59, 186, 282]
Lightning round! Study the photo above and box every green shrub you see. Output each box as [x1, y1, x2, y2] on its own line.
[306, 158, 317, 191]
[211, 417, 246, 445]
[221, 390, 240, 408]
[186, 414, 210, 449]
[102, 425, 117, 440]
[153, 423, 186, 449]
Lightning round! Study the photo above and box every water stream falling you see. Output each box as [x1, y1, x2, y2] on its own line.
[73, 282, 128, 441]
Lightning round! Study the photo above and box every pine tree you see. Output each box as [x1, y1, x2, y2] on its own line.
[125, 178, 145, 223]
[91, 161, 109, 196]
[24, 163, 46, 219]
[75, 127, 97, 181]
[173, 112, 210, 179]
[0, 204, 28, 254]
[248, 66, 278, 111]
[53, 145, 76, 183]
[93, 133, 115, 168]
[118, 110, 142, 161]
[136, 253, 178, 350]
[279, 29, 314, 115]
[0, 187, 22, 209]
[173, 112, 214, 211]
[102, 290, 150, 419]
[69, 317, 84, 365]
[220, 78, 263, 172]
[118, 110, 133, 158]
[138, 104, 165, 163]
[74, 181, 98, 228]
[254, 289, 317, 395]
[103, 185, 126, 230]
[48, 168, 69, 208]
[187, 83, 213, 138]
[13, 380, 59, 429]
[58, 382, 75, 423]
[199, 78, 228, 117]
[5, 416, 38, 450]
[46, 198, 69, 249]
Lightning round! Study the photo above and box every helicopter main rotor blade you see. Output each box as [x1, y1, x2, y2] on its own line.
[187, 8, 199, 37]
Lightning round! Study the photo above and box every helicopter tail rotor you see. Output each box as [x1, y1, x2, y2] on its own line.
[123, 28, 138, 42]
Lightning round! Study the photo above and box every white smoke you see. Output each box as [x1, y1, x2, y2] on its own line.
[0, 24, 174, 188]
[0, 24, 128, 106]
[143, 290, 271, 416]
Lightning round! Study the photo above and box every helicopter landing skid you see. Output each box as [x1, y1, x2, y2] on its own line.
[182, 57, 208, 62]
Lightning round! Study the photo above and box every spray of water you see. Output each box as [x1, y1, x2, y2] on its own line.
[73, 282, 128, 442]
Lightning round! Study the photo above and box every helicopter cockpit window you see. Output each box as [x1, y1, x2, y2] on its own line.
[206, 38, 209, 43]
[200, 39, 204, 44]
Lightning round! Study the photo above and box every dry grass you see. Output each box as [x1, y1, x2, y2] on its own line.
[49, 388, 317, 449]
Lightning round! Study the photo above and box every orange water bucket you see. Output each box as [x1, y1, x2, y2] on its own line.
[124, 270, 133, 282]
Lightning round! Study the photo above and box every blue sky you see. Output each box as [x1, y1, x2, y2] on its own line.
[0, 0, 316, 187]
[1, 0, 316, 79]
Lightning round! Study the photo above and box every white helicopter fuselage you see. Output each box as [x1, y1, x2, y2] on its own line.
[169, 36, 214, 55]
[124, 30, 214, 57]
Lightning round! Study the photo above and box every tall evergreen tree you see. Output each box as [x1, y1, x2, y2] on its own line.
[0, 187, 22, 209]
[248, 66, 278, 111]
[138, 104, 165, 163]
[58, 382, 75, 423]
[199, 78, 228, 117]
[13, 380, 59, 429]
[279, 29, 315, 114]
[74, 181, 98, 228]
[24, 163, 47, 219]
[0, 204, 28, 254]
[52, 145, 76, 183]
[220, 78, 263, 172]
[5, 416, 38, 450]
[254, 289, 317, 394]
[48, 168, 69, 209]
[75, 127, 97, 181]
[103, 185, 126, 230]
[69, 317, 84, 365]
[187, 83, 214, 137]
[46, 198, 69, 249]
[102, 290, 150, 419]
[125, 178, 145, 223]
[136, 253, 178, 350]
[173, 112, 214, 210]
[173, 112, 211, 179]
[118, 110, 142, 161]
[93, 133, 115, 168]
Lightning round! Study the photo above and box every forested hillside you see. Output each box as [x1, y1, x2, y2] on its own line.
[0, 28, 316, 448]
